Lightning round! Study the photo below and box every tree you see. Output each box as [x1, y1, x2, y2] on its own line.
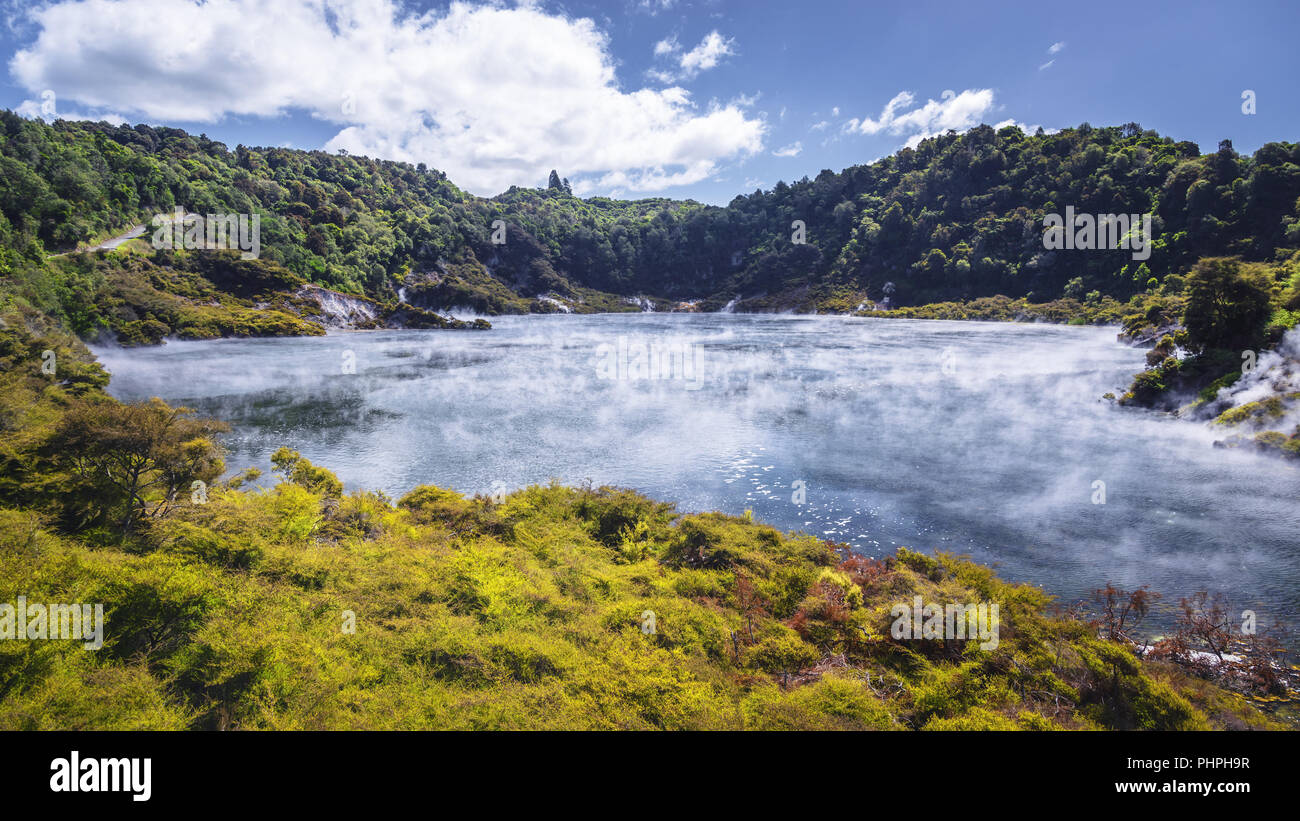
[270, 446, 343, 498]
[1175, 591, 1233, 662]
[48, 398, 227, 535]
[547, 169, 563, 190]
[1093, 583, 1160, 644]
[1183, 257, 1273, 352]
[734, 574, 766, 642]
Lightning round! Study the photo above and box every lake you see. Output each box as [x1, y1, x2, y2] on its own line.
[93, 313, 1300, 640]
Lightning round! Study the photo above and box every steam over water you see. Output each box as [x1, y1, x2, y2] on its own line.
[94, 314, 1300, 639]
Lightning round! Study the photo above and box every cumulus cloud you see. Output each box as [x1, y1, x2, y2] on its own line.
[8, 0, 764, 196]
[772, 141, 802, 157]
[649, 29, 736, 83]
[653, 35, 679, 56]
[844, 88, 998, 148]
[680, 31, 735, 75]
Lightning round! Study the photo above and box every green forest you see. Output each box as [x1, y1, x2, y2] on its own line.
[4, 112, 1299, 318]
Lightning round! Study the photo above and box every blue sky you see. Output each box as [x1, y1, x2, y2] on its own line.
[2, 0, 1296, 204]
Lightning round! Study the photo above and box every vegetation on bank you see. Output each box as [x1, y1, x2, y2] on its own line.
[0, 310, 1286, 730]
[1100, 253, 1300, 459]
[855, 289, 1184, 330]
[6, 243, 492, 346]
[35, 248, 324, 344]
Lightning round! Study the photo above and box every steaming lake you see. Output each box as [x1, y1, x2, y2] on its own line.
[93, 314, 1300, 637]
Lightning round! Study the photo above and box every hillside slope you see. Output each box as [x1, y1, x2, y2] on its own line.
[3, 113, 1298, 323]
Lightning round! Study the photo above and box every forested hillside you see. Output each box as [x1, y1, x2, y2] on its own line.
[3, 112, 1299, 322]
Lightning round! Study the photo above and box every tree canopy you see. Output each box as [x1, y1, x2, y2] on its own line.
[3, 113, 1298, 319]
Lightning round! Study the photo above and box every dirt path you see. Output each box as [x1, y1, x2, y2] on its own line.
[51, 223, 146, 257]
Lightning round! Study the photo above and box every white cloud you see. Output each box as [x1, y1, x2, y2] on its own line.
[15, 95, 125, 125]
[831, 106, 839, 117]
[638, 0, 677, 15]
[848, 88, 997, 147]
[650, 29, 736, 83]
[589, 159, 720, 194]
[994, 118, 1056, 136]
[1039, 41, 1065, 70]
[772, 141, 802, 157]
[653, 35, 679, 56]
[680, 31, 735, 75]
[9, 0, 764, 196]
[809, 120, 829, 131]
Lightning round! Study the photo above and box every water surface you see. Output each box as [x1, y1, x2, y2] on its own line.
[94, 314, 1300, 637]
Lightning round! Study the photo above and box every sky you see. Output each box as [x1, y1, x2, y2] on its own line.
[1, 0, 1296, 205]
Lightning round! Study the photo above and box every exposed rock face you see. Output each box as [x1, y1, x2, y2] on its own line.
[534, 294, 573, 314]
[293, 285, 489, 330]
[296, 284, 382, 329]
